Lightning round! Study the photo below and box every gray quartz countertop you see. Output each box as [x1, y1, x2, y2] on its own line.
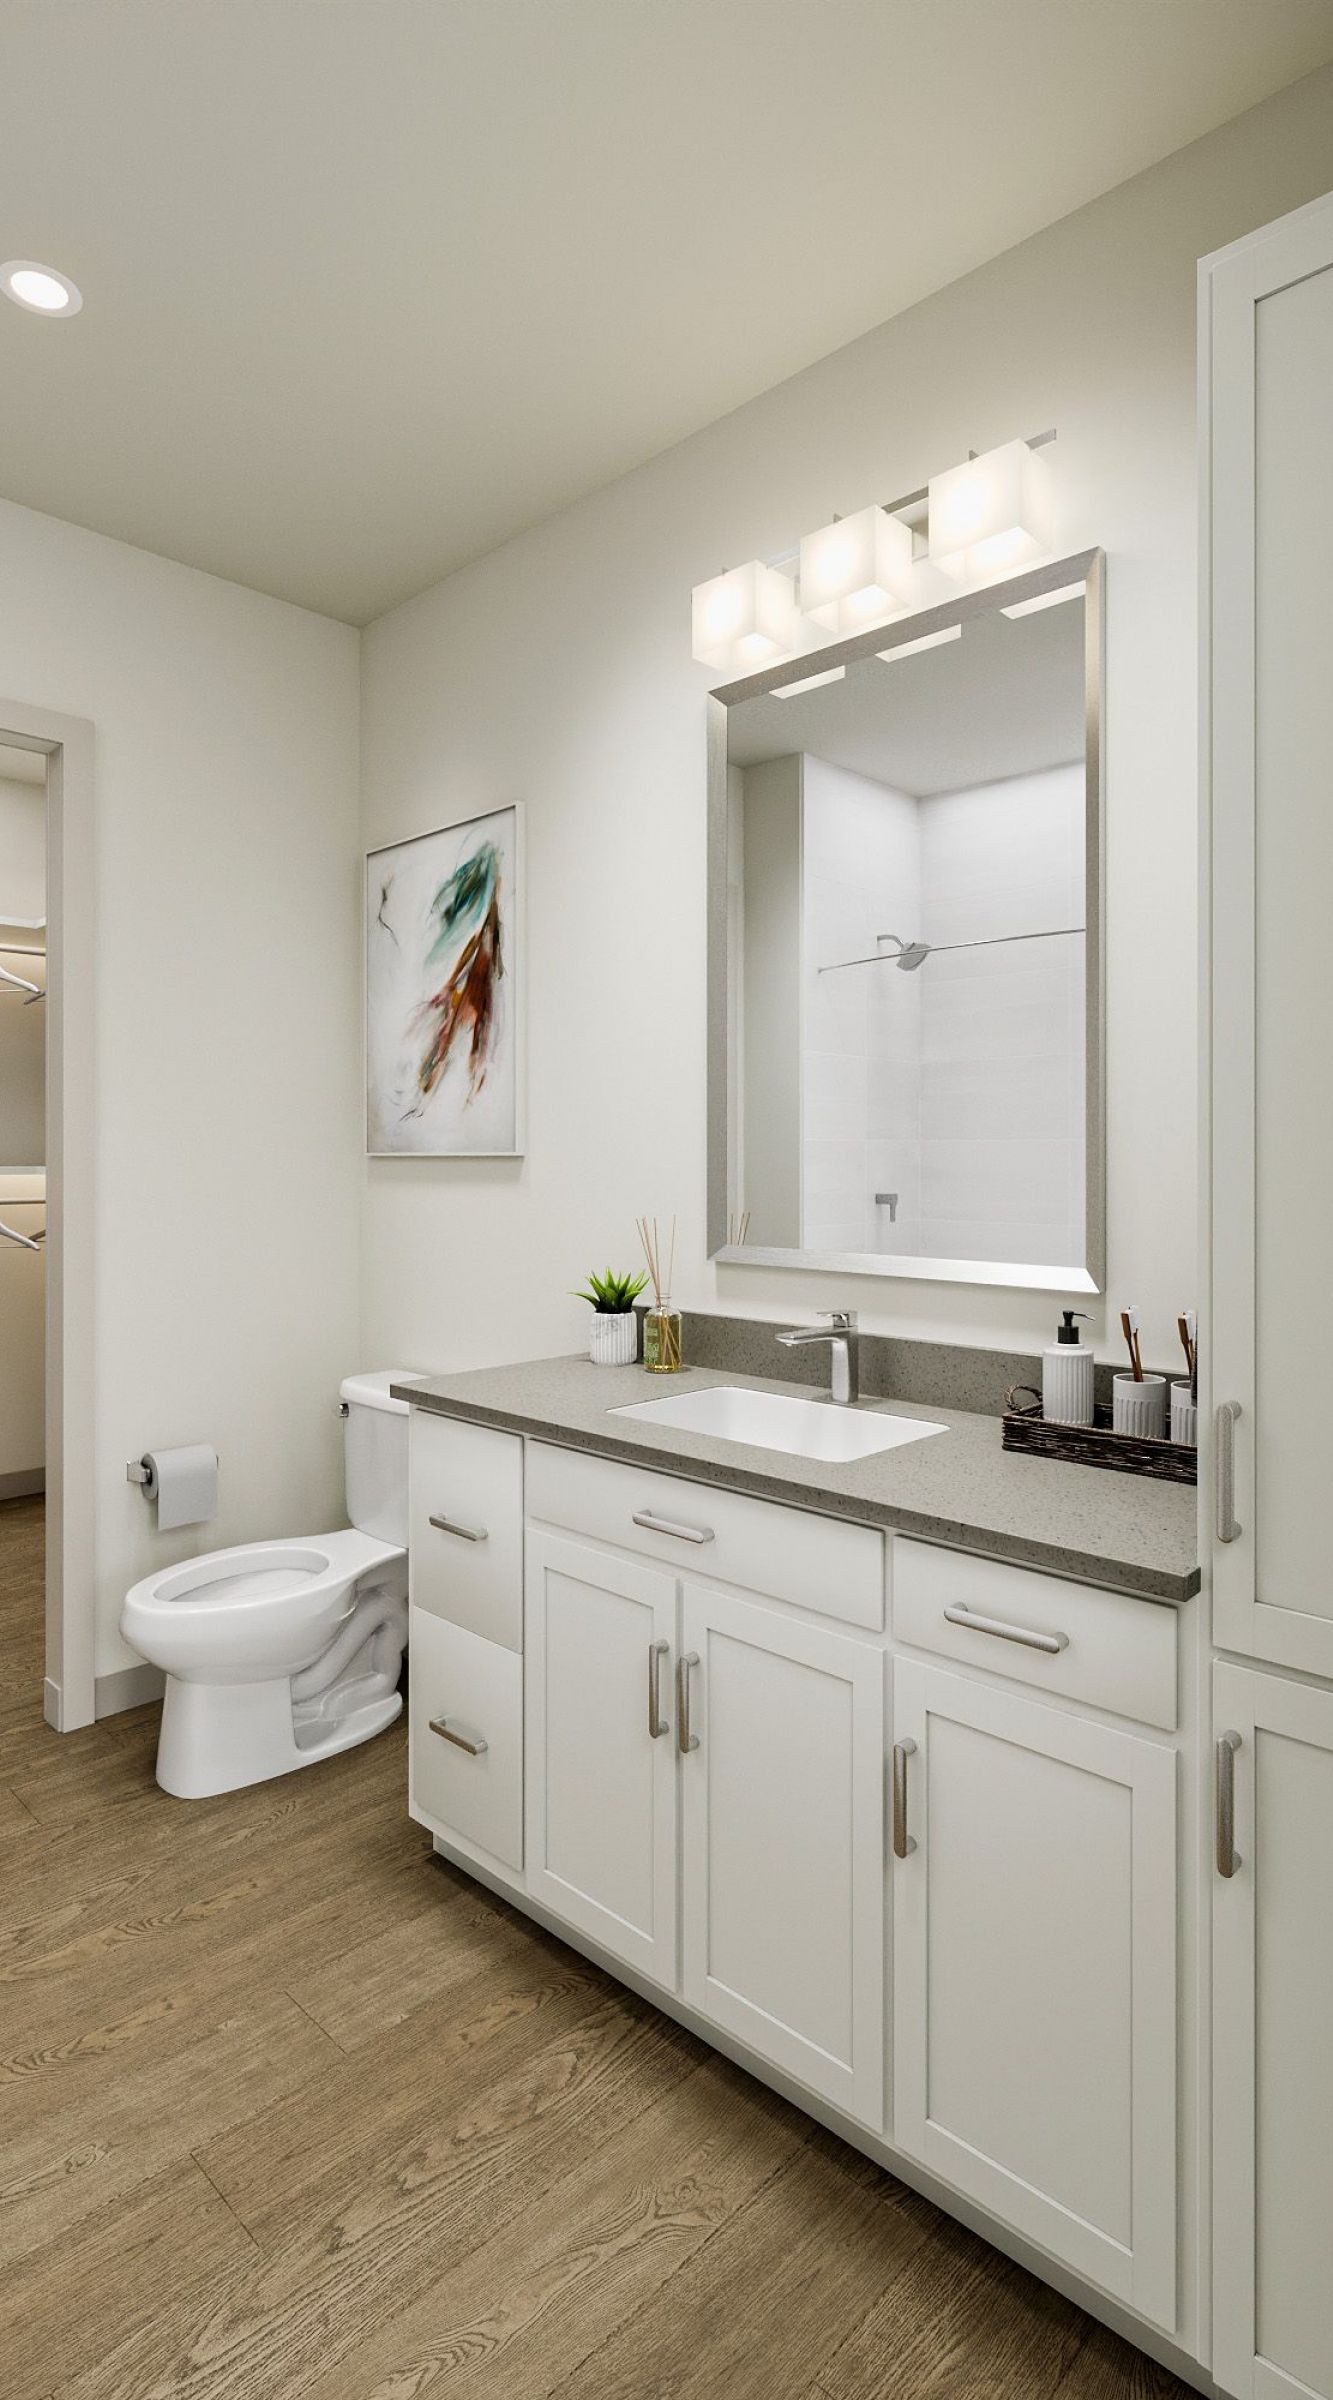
[393, 1357, 1200, 1604]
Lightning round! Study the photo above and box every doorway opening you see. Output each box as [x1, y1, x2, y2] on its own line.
[0, 740, 47, 1713]
[0, 703, 95, 1731]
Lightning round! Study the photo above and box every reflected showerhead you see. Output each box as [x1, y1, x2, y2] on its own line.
[876, 934, 931, 972]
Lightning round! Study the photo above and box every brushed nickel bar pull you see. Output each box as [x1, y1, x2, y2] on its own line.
[429, 1513, 489, 1544]
[1216, 1401, 1242, 1544]
[648, 1640, 670, 1739]
[1216, 1730, 1242, 1878]
[429, 1717, 488, 1757]
[677, 1652, 700, 1754]
[633, 1510, 715, 1546]
[943, 1602, 1069, 1656]
[893, 1739, 917, 1858]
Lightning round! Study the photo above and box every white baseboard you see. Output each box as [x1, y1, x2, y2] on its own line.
[43, 1676, 63, 1730]
[0, 1469, 45, 1500]
[95, 1661, 165, 1717]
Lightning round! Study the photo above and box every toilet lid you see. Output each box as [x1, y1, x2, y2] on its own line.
[154, 1545, 331, 1608]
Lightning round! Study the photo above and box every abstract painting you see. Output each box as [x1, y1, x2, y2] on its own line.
[366, 804, 524, 1155]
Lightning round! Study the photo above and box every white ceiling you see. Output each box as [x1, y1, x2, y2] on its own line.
[2, 0, 1331, 626]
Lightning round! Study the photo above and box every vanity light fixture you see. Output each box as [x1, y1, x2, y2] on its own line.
[798, 504, 914, 632]
[928, 437, 1054, 581]
[877, 624, 962, 664]
[691, 559, 799, 673]
[0, 259, 82, 316]
[772, 665, 846, 698]
[1001, 579, 1084, 619]
[692, 431, 1057, 671]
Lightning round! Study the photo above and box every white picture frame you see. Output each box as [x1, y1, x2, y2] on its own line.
[366, 801, 525, 1157]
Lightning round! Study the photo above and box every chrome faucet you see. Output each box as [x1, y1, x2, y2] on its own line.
[775, 1310, 860, 1405]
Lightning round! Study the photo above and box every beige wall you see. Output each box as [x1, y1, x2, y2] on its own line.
[359, 68, 1333, 1374]
[0, 498, 361, 1680]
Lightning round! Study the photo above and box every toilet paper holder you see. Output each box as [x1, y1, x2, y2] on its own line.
[126, 1458, 154, 1487]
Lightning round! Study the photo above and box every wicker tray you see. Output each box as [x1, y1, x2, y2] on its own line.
[1002, 1394, 1197, 1486]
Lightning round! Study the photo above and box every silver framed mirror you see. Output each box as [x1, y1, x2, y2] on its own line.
[707, 548, 1104, 1292]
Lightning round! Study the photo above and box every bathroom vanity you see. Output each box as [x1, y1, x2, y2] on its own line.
[395, 1359, 1204, 2385]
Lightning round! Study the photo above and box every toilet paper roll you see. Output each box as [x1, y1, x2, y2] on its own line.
[142, 1444, 219, 1531]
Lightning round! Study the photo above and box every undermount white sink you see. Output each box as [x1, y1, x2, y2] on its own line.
[612, 1383, 946, 1464]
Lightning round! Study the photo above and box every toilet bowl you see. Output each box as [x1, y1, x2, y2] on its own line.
[120, 1370, 421, 1799]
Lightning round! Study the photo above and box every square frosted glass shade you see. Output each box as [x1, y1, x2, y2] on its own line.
[928, 440, 1055, 580]
[800, 505, 915, 631]
[692, 560, 798, 673]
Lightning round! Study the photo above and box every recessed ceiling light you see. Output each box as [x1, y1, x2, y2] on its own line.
[1, 260, 82, 317]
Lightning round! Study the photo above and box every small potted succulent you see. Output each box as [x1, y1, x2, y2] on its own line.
[574, 1266, 649, 1366]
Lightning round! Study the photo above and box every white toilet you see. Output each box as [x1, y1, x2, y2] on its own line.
[121, 1370, 421, 1799]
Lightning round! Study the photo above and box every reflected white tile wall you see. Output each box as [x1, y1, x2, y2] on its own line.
[919, 765, 1084, 1266]
[801, 756, 921, 1251]
[799, 757, 1084, 1267]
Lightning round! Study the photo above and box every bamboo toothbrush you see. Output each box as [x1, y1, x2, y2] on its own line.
[1179, 1310, 1198, 1405]
[1120, 1306, 1144, 1382]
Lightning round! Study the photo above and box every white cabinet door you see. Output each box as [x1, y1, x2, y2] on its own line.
[1213, 1663, 1333, 2400]
[679, 1580, 884, 2129]
[1205, 192, 1333, 1680]
[892, 1661, 1177, 2328]
[525, 1530, 678, 1986]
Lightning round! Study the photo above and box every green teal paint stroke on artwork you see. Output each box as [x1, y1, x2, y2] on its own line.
[407, 841, 504, 1115]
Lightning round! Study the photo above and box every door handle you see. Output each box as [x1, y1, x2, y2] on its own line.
[648, 1640, 670, 1739]
[429, 1717, 488, 1757]
[1215, 1729, 1241, 1878]
[632, 1510, 715, 1546]
[943, 1603, 1068, 1655]
[893, 1738, 917, 1858]
[1215, 1401, 1242, 1544]
[429, 1514, 489, 1544]
[677, 1652, 699, 1753]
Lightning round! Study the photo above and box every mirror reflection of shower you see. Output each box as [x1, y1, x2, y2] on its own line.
[726, 578, 1092, 1274]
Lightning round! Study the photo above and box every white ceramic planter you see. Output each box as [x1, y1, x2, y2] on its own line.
[588, 1311, 638, 1367]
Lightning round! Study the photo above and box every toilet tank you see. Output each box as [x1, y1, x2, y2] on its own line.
[341, 1371, 423, 1547]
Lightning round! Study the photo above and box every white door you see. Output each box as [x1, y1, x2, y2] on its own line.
[525, 1530, 678, 1986]
[679, 1580, 884, 2129]
[1213, 1663, 1333, 2400]
[892, 1660, 1177, 2329]
[1206, 191, 1333, 1680]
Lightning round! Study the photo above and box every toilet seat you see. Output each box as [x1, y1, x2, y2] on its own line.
[122, 1527, 405, 1685]
[135, 1529, 399, 1616]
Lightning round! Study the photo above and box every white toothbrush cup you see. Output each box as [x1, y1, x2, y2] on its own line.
[1113, 1373, 1167, 1439]
[1170, 1381, 1198, 1447]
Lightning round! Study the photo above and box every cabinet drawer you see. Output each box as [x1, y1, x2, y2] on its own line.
[408, 1606, 522, 1869]
[526, 1441, 883, 1631]
[892, 1539, 1177, 1730]
[410, 1411, 523, 1651]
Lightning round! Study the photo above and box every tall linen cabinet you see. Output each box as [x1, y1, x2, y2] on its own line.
[1202, 187, 1333, 2400]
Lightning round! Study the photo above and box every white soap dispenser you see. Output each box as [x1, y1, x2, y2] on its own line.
[1042, 1310, 1094, 1426]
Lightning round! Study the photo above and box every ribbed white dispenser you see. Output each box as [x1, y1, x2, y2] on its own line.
[1041, 1309, 1095, 1426]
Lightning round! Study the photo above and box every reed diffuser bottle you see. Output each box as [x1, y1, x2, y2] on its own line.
[637, 1215, 683, 1373]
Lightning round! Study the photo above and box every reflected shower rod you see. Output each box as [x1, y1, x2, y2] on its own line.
[820, 925, 1085, 976]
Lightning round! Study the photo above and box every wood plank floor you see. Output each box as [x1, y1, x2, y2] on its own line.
[0, 1493, 1195, 2398]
